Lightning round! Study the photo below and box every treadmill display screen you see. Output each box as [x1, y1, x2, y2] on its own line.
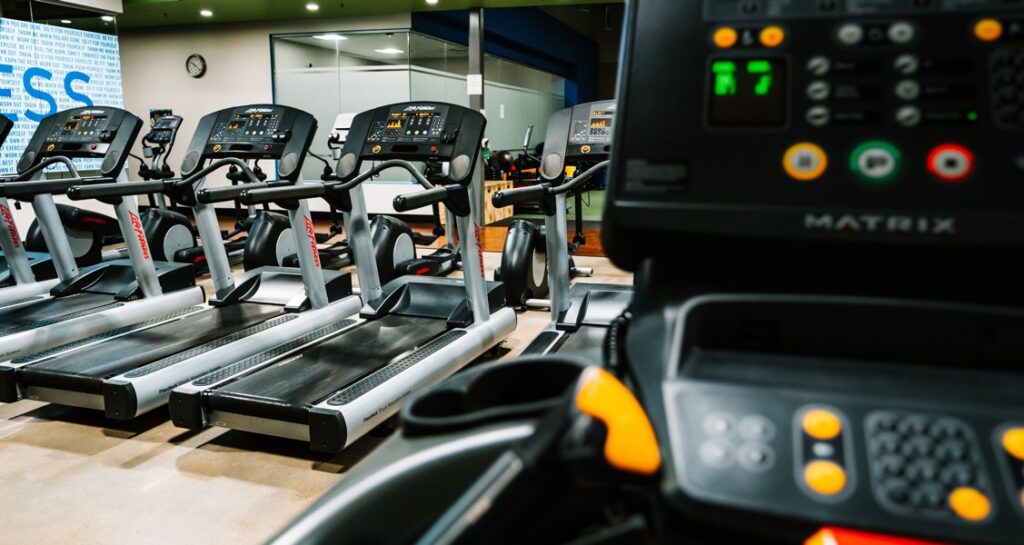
[707, 58, 787, 127]
[210, 107, 285, 146]
[47, 111, 115, 143]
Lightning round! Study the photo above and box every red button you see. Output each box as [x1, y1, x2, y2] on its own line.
[263, 144, 271, 151]
[431, 146, 438, 152]
[89, 144, 97, 150]
[927, 144, 974, 183]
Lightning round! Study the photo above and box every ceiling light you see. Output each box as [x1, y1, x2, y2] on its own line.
[306, 2, 320, 10]
[426, 0, 439, 4]
[313, 33, 348, 41]
[60, 19, 72, 24]
[375, 48, 404, 54]
[101, 15, 114, 22]
[199, 9, 213, 17]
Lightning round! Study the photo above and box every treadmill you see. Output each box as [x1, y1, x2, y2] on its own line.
[0, 107, 202, 362]
[169, 101, 517, 453]
[0, 104, 362, 419]
[492, 102, 632, 362]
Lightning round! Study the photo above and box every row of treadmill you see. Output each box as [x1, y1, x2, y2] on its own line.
[0, 95, 624, 452]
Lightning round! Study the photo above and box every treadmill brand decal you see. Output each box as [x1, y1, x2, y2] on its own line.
[305, 215, 321, 268]
[1, 203, 20, 247]
[128, 211, 151, 260]
[804, 214, 957, 236]
[474, 223, 484, 277]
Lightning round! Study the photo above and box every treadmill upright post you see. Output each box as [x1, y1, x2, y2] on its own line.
[29, 174, 79, 283]
[109, 170, 163, 298]
[190, 176, 237, 299]
[344, 182, 383, 304]
[545, 192, 571, 319]
[457, 213, 490, 324]
[284, 178, 329, 309]
[0, 196, 34, 284]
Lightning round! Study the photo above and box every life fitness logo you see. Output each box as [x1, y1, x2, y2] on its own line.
[1, 203, 20, 248]
[128, 211, 151, 260]
[474, 222, 484, 278]
[305, 215, 321, 268]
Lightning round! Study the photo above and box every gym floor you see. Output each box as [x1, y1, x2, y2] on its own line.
[0, 221, 632, 545]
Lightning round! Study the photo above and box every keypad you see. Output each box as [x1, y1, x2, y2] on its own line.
[867, 411, 993, 520]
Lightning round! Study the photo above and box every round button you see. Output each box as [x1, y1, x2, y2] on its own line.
[805, 106, 831, 127]
[894, 54, 920, 75]
[804, 460, 847, 496]
[760, 25, 785, 48]
[783, 143, 828, 182]
[738, 443, 775, 472]
[949, 487, 992, 522]
[807, 81, 831, 101]
[700, 440, 735, 468]
[739, 415, 775, 442]
[895, 79, 920, 100]
[802, 408, 843, 440]
[837, 23, 864, 45]
[850, 140, 902, 184]
[975, 18, 1004, 42]
[713, 26, 738, 49]
[895, 105, 922, 127]
[888, 21, 915, 44]
[703, 413, 735, 437]
[812, 442, 836, 459]
[807, 55, 831, 76]
[1002, 428, 1024, 461]
[927, 144, 975, 183]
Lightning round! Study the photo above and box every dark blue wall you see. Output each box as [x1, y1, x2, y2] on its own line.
[411, 8, 598, 106]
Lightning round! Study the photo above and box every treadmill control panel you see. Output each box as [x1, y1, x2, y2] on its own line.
[608, 2, 1024, 249]
[337, 102, 485, 184]
[16, 107, 142, 177]
[147, 115, 182, 144]
[539, 101, 616, 182]
[180, 104, 317, 179]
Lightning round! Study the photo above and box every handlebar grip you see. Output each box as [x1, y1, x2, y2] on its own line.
[394, 187, 448, 212]
[240, 184, 325, 206]
[491, 184, 547, 208]
[1, 177, 115, 198]
[68, 180, 167, 201]
[196, 181, 291, 204]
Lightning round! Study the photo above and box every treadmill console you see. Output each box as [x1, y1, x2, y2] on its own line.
[180, 104, 316, 179]
[146, 115, 182, 145]
[540, 101, 616, 182]
[16, 107, 142, 177]
[608, 2, 1024, 253]
[336, 102, 485, 183]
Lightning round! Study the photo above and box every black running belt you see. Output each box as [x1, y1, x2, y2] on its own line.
[206, 315, 449, 423]
[0, 293, 113, 336]
[18, 304, 287, 394]
[554, 325, 610, 364]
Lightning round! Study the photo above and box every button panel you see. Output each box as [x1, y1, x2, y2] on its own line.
[994, 425, 1024, 517]
[797, 406, 854, 500]
[696, 409, 778, 475]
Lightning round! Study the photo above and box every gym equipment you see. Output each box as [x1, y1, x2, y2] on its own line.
[167, 101, 516, 453]
[268, 3, 1024, 545]
[0, 107, 202, 362]
[491, 102, 630, 362]
[0, 104, 363, 419]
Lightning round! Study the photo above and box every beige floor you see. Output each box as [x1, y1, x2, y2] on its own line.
[0, 252, 631, 545]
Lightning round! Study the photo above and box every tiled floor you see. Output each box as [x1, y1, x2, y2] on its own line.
[0, 247, 631, 545]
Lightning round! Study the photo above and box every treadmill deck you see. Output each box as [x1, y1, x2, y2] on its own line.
[0, 292, 115, 336]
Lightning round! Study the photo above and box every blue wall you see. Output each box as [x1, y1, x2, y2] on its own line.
[411, 8, 598, 106]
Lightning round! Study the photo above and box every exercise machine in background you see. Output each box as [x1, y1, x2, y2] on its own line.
[492, 102, 630, 361]
[266, 4, 1024, 545]
[0, 104, 362, 419]
[167, 102, 515, 453]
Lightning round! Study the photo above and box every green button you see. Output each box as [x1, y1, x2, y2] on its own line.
[850, 140, 902, 184]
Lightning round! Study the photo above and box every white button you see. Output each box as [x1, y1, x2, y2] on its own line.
[806, 106, 831, 127]
[807, 81, 831, 101]
[888, 21, 915, 44]
[895, 106, 922, 127]
[739, 415, 776, 442]
[704, 413, 736, 437]
[807, 55, 831, 76]
[738, 443, 775, 472]
[894, 54, 919, 75]
[857, 148, 898, 179]
[895, 79, 920, 101]
[813, 442, 836, 458]
[932, 149, 971, 179]
[837, 23, 864, 45]
[700, 440, 735, 468]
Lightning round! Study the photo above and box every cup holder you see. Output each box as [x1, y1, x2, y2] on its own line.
[402, 356, 590, 436]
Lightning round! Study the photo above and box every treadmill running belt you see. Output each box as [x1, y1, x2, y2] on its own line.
[0, 293, 112, 336]
[18, 304, 286, 394]
[207, 315, 449, 423]
[555, 324, 610, 364]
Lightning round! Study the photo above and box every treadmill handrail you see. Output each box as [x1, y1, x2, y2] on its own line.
[241, 159, 430, 206]
[490, 160, 610, 208]
[0, 175, 115, 198]
[14, 156, 82, 181]
[197, 180, 294, 204]
[67, 180, 169, 201]
[175, 157, 262, 188]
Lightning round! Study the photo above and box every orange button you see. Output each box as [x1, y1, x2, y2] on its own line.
[949, 487, 991, 522]
[575, 367, 661, 475]
[783, 143, 828, 182]
[804, 460, 847, 496]
[1002, 428, 1024, 461]
[974, 18, 1003, 42]
[713, 27, 738, 49]
[760, 25, 786, 48]
[803, 408, 842, 440]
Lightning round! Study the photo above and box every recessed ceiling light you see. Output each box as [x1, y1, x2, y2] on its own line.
[313, 33, 348, 41]
[426, 0, 439, 4]
[375, 48, 404, 54]
[101, 15, 114, 22]
[306, 2, 320, 11]
[199, 9, 213, 17]
[60, 19, 72, 24]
